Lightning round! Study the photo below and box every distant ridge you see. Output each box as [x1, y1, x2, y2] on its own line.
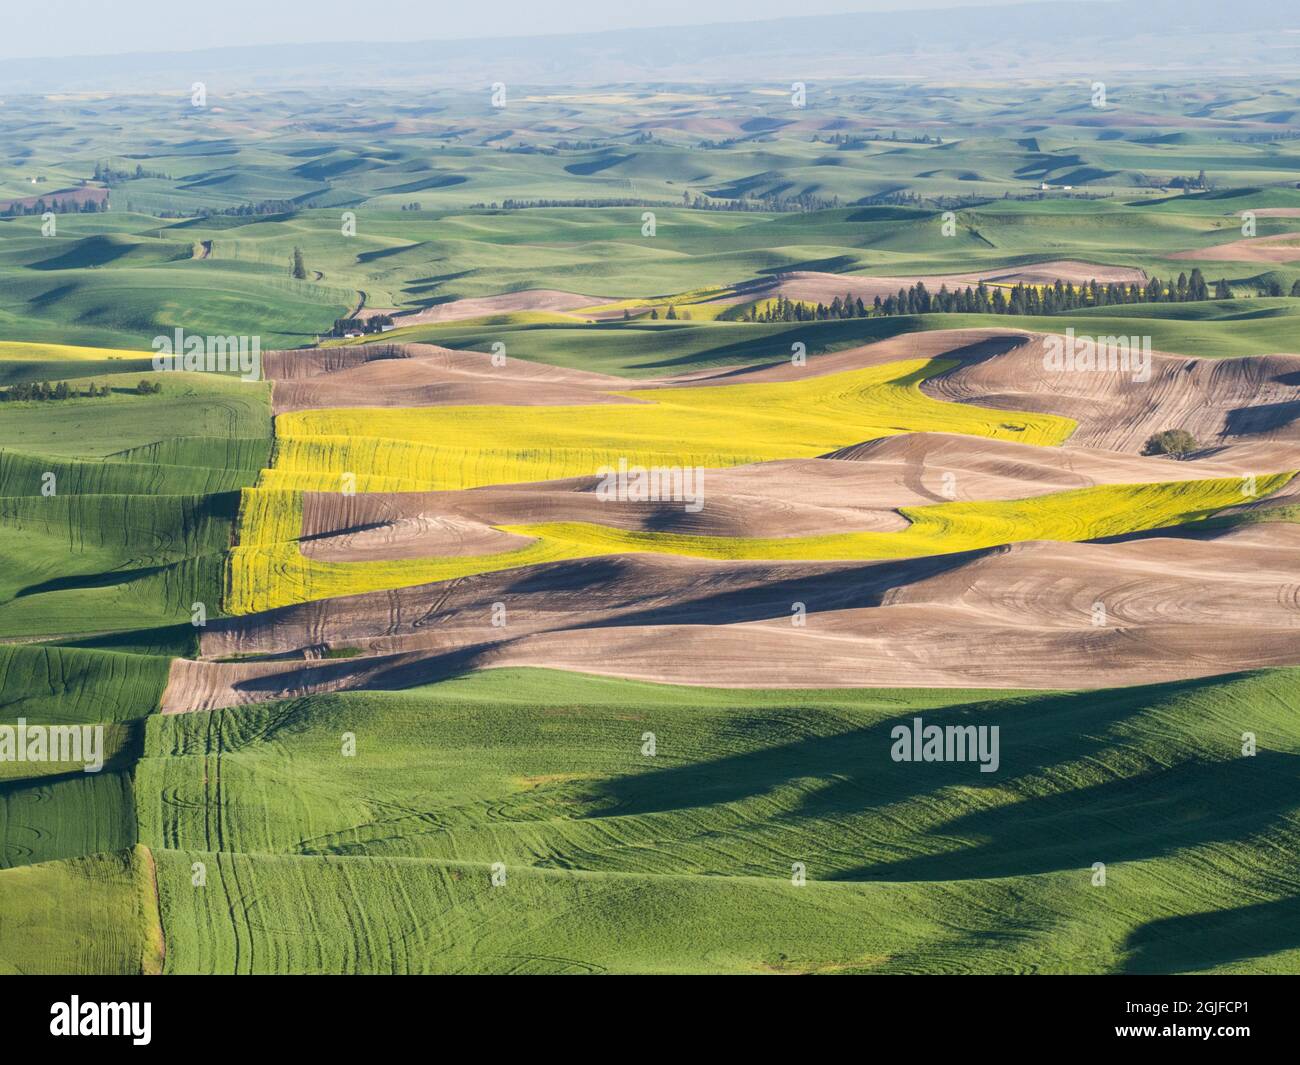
[1, 0, 1296, 93]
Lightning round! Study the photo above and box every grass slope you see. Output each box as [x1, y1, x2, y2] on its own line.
[0, 492, 239, 637]
[136, 667, 1300, 974]
[0, 846, 164, 974]
[0, 371, 271, 637]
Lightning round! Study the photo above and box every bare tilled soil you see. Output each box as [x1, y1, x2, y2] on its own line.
[920, 337, 1300, 454]
[1169, 232, 1300, 263]
[264, 342, 640, 413]
[168, 523, 1300, 710]
[295, 433, 1261, 563]
[714, 262, 1150, 308]
[183, 325, 1300, 706]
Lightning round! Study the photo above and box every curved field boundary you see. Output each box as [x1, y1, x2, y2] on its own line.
[267, 357, 1077, 494]
[224, 473, 1293, 614]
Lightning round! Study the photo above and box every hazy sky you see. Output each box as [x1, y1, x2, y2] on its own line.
[4, 0, 1089, 60]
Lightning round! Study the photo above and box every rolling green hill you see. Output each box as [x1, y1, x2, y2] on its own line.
[5, 666, 1298, 973]
[2, 73, 1299, 978]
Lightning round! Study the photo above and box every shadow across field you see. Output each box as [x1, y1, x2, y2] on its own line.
[582, 674, 1300, 883]
[539, 553, 987, 631]
[1123, 894, 1300, 973]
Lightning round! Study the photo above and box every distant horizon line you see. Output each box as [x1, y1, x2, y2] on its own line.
[0, 0, 1118, 66]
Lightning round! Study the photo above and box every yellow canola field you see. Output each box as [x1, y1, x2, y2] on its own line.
[505, 475, 1293, 561]
[268, 358, 1077, 493]
[0, 341, 153, 362]
[227, 353, 1290, 615]
[225, 474, 1292, 614]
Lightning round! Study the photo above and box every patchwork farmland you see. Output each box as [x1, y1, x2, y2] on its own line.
[2, 10, 1300, 983]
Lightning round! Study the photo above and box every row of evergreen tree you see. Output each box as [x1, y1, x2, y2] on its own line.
[470, 192, 840, 213]
[2, 381, 110, 402]
[92, 161, 171, 184]
[1, 380, 161, 402]
[150, 198, 317, 219]
[813, 132, 943, 148]
[473, 197, 673, 210]
[744, 269, 1257, 323]
[0, 196, 108, 217]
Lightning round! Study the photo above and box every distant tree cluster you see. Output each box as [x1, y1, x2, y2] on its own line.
[854, 191, 927, 207]
[1234, 132, 1300, 144]
[1142, 429, 1200, 458]
[696, 137, 756, 149]
[1003, 190, 1116, 203]
[469, 192, 840, 213]
[0, 195, 108, 216]
[93, 161, 171, 184]
[472, 197, 675, 210]
[813, 132, 943, 147]
[155, 199, 317, 219]
[2, 380, 114, 402]
[328, 315, 393, 336]
[1164, 170, 1211, 191]
[745, 269, 1234, 323]
[400, 202, 423, 211]
[746, 294, 866, 323]
[870, 270, 1226, 317]
[693, 191, 842, 212]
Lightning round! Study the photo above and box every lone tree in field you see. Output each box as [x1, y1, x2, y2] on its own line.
[1142, 429, 1199, 459]
[291, 247, 307, 280]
